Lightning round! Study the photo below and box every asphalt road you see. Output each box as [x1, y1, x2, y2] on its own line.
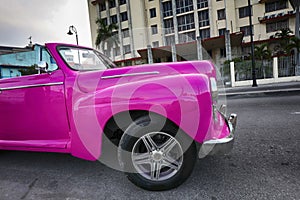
[0, 93, 299, 200]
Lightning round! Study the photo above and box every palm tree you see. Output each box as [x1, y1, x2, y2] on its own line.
[287, 36, 300, 72]
[95, 18, 119, 56]
[254, 44, 272, 78]
[254, 44, 271, 60]
[286, 36, 300, 53]
[274, 28, 293, 54]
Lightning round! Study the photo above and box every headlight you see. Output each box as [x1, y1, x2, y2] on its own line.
[210, 77, 218, 121]
[210, 77, 218, 102]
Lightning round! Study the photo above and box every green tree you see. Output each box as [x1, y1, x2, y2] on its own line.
[95, 18, 119, 56]
[286, 36, 300, 53]
[254, 44, 272, 78]
[274, 28, 293, 54]
[254, 44, 271, 60]
[286, 36, 300, 68]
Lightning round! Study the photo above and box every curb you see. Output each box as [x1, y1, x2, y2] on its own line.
[222, 88, 300, 98]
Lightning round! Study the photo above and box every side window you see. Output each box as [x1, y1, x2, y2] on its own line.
[41, 48, 58, 72]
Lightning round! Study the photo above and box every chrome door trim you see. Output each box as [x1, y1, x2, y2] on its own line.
[101, 71, 160, 80]
[0, 82, 64, 91]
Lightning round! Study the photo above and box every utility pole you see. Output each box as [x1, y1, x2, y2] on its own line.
[248, 0, 257, 87]
[224, 0, 232, 61]
[289, 0, 300, 75]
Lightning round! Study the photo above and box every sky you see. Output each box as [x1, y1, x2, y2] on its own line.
[0, 0, 92, 48]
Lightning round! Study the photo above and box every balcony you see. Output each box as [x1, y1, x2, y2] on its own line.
[258, 0, 277, 3]
[258, 10, 296, 23]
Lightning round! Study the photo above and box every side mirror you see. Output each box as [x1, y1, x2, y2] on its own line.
[37, 61, 48, 72]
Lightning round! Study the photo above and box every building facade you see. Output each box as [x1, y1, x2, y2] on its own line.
[87, 0, 297, 66]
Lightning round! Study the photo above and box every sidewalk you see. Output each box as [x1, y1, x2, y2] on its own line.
[224, 81, 300, 97]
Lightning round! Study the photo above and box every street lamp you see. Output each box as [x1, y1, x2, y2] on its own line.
[67, 25, 79, 45]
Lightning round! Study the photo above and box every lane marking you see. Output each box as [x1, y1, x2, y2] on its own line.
[291, 112, 300, 115]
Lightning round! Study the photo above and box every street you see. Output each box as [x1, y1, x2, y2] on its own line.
[0, 93, 299, 200]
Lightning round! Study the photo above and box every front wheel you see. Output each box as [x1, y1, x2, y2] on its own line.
[118, 115, 196, 191]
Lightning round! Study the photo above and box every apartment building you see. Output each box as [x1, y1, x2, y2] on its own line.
[87, 0, 297, 66]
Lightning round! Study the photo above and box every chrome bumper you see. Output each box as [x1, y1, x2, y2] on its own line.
[198, 113, 237, 158]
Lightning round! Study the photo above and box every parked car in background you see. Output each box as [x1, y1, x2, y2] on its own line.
[0, 43, 237, 190]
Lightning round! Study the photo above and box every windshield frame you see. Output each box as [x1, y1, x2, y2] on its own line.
[56, 45, 116, 71]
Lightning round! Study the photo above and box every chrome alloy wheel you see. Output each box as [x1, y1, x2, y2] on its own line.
[131, 132, 184, 181]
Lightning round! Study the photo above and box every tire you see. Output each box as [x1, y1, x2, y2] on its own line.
[118, 115, 196, 191]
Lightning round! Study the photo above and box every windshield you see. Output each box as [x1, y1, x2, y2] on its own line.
[58, 46, 115, 71]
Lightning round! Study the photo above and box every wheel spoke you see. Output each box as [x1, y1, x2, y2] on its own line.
[155, 162, 162, 180]
[163, 155, 181, 170]
[150, 161, 162, 180]
[160, 137, 177, 154]
[150, 161, 156, 180]
[142, 135, 157, 152]
[132, 153, 151, 165]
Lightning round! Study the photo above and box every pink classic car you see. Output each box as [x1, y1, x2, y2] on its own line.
[0, 43, 236, 190]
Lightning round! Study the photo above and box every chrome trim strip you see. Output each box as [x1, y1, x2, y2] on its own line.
[101, 71, 160, 79]
[0, 82, 64, 91]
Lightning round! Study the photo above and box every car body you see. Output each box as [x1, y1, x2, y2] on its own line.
[0, 43, 236, 190]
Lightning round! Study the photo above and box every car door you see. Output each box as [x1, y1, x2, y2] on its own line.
[0, 62, 69, 146]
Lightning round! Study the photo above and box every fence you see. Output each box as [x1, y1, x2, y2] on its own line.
[229, 56, 300, 87]
[278, 56, 296, 77]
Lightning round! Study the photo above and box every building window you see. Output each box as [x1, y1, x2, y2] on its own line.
[151, 25, 158, 35]
[102, 18, 108, 26]
[109, 0, 116, 8]
[239, 6, 252, 18]
[176, 0, 194, 14]
[265, 0, 287, 13]
[104, 50, 111, 57]
[114, 47, 120, 56]
[162, 1, 173, 17]
[219, 28, 226, 36]
[179, 31, 196, 43]
[99, 2, 106, 11]
[120, 12, 128, 21]
[110, 15, 118, 24]
[119, 0, 126, 5]
[150, 8, 157, 18]
[122, 28, 129, 38]
[220, 48, 226, 57]
[178, 14, 195, 32]
[240, 25, 253, 36]
[197, 0, 208, 9]
[164, 18, 174, 34]
[152, 41, 159, 48]
[266, 20, 288, 33]
[200, 28, 210, 39]
[198, 10, 210, 27]
[217, 9, 226, 20]
[123, 44, 131, 54]
[165, 35, 175, 46]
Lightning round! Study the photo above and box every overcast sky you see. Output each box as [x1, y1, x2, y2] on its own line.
[0, 0, 92, 48]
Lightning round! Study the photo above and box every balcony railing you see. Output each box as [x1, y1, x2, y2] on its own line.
[258, 10, 296, 23]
